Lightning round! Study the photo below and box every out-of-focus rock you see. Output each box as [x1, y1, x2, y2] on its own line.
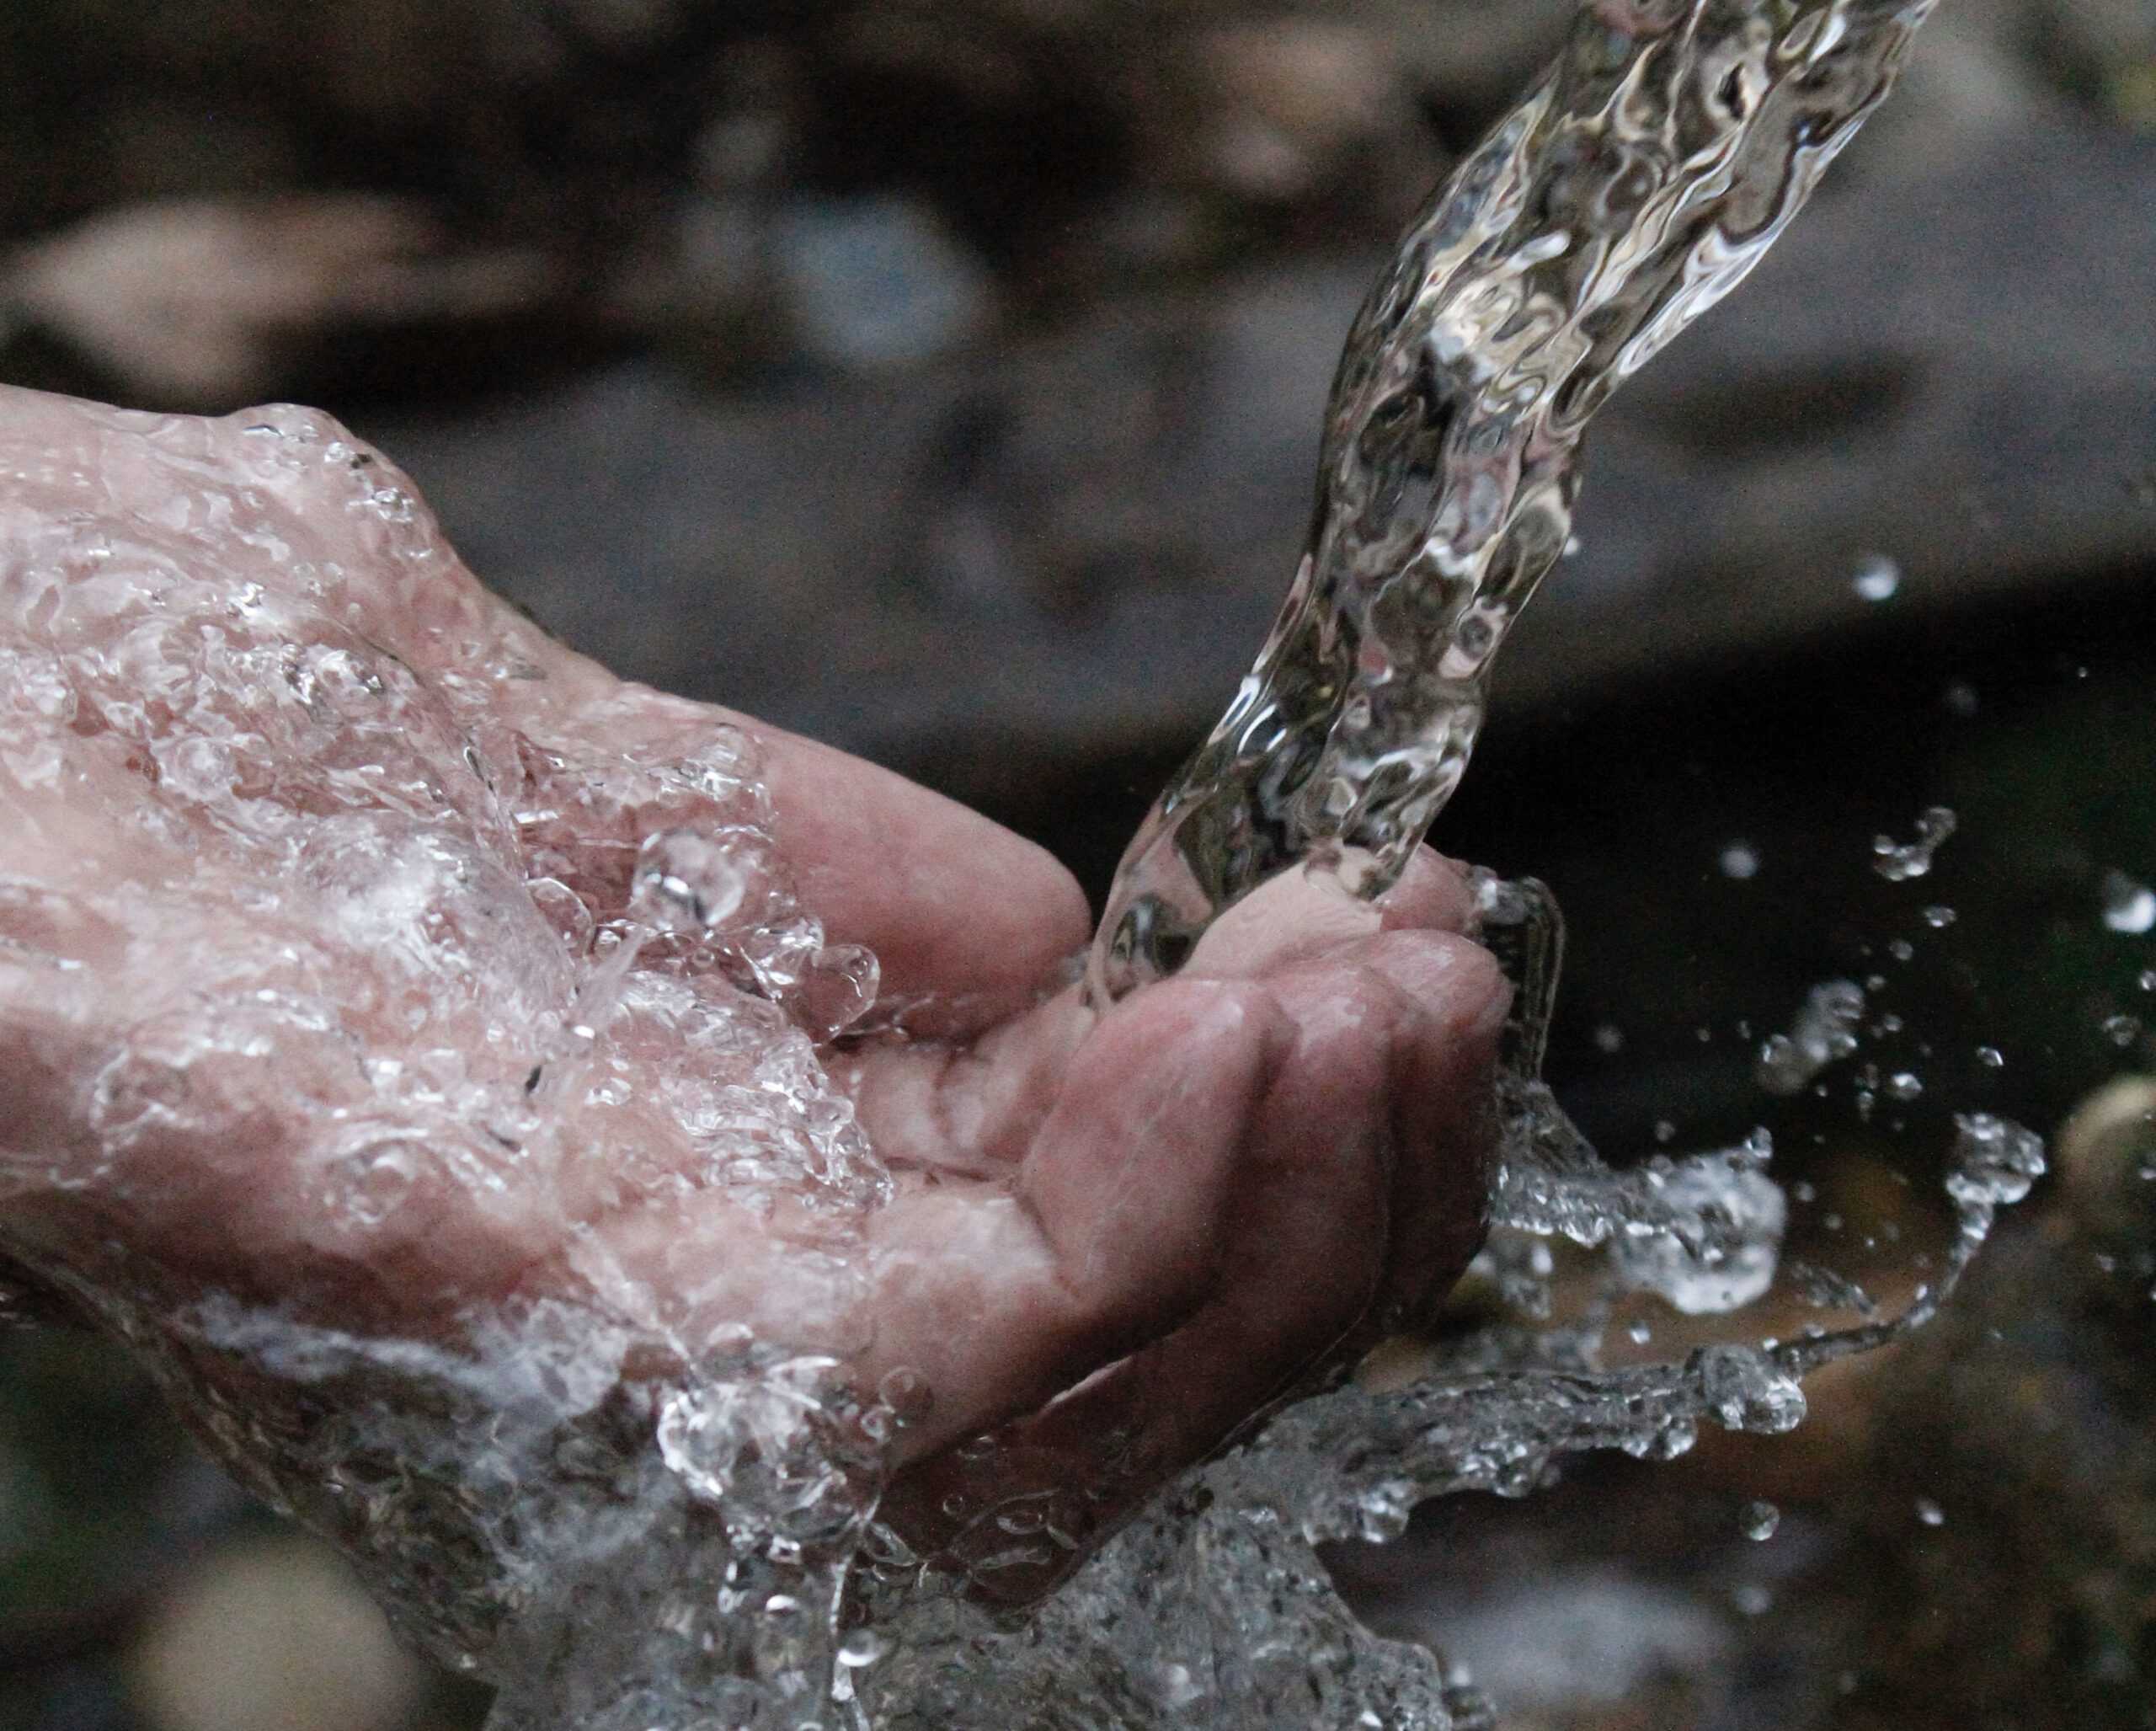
[2055, 1073, 2156, 1278]
[1164, 19, 1443, 221]
[3, 198, 559, 411]
[1352, 0, 1577, 131]
[2025, 0, 2156, 126]
[129, 1536, 427, 1731]
[797, 5, 1134, 270]
[1842, 0, 2068, 184]
[605, 195, 787, 378]
[360, 123, 2156, 812]
[770, 196, 995, 371]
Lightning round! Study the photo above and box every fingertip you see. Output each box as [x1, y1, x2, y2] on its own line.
[1353, 927, 1511, 1052]
[758, 728, 1092, 1032]
[1183, 863, 1380, 981]
[1374, 847, 1481, 936]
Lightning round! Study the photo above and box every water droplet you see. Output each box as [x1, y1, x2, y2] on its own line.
[1886, 1071, 1924, 1102]
[1694, 1344, 1806, 1433]
[1653, 1119, 1677, 1144]
[329, 1136, 422, 1227]
[1719, 841, 1760, 879]
[1627, 1321, 1652, 1345]
[1757, 980, 1865, 1095]
[2104, 1014, 2142, 1048]
[630, 828, 747, 935]
[837, 1628, 887, 1668]
[1732, 1581, 1774, 1616]
[2101, 869, 2156, 934]
[1922, 906, 1956, 928]
[1850, 553, 1901, 601]
[1593, 1023, 1625, 1054]
[1914, 1497, 1945, 1527]
[1872, 806, 1956, 882]
[1942, 681, 1978, 717]
[1975, 1045, 2004, 1069]
[1945, 1114, 2047, 1209]
[1739, 1499, 1781, 1541]
[1155, 1662, 1206, 1707]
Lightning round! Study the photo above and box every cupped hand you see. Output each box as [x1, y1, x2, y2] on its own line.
[0, 385, 1506, 1600]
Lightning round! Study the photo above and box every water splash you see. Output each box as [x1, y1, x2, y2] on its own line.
[1757, 979, 1867, 1095]
[1871, 804, 1957, 882]
[1091, 0, 1939, 1002]
[0, 391, 896, 1727]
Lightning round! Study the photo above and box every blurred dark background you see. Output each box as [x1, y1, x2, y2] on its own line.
[2, 3, 2153, 1728]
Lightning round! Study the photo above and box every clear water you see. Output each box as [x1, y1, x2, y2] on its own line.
[1090, 0, 1940, 1002]
[0, 3, 2052, 1729]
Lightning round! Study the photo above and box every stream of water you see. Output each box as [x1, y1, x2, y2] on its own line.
[1090, 0, 1939, 1003]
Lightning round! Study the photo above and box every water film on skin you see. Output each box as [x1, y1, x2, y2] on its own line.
[0, 3, 2049, 1727]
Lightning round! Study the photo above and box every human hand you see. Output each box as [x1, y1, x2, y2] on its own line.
[0, 384, 1505, 1605]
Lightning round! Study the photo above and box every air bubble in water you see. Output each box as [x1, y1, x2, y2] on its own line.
[2101, 869, 2156, 934]
[1922, 906, 1956, 928]
[1851, 554, 1901, 601]
[1976, 1045, 2004, 1069]
[2104, 1014, 2142, 1048]
[1914, 1498, 1945, 1527]
[1739, 1499, 1780, 1541]
[1872, 807, 1956, 882]
[1719, 841, 1760, 879]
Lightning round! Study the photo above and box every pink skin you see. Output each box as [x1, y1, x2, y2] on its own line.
[0, 385, 1507, 1597]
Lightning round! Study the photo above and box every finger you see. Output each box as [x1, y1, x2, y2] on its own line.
[501, 676, 1094, 1042]
[1183, 846, 1477, 982]
[856, 976, 1282, 1463]
[1338, 928, 1508, 1329]
[835, 986, 1092, 1178]
[883, 961, 1414, 1598]
[1376, 847, 1482, 934]
[751, 724, 1091, 1037]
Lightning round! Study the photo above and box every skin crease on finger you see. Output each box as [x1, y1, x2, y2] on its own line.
[0, 384, 1510, 1609]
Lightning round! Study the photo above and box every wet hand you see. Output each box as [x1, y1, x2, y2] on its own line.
[0, 385, 1506, 1595]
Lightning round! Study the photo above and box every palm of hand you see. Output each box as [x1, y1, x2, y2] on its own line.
[0, 385, 1504, 1606]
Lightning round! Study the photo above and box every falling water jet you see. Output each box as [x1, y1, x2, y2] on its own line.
[1089, 0, 1941, 1004]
